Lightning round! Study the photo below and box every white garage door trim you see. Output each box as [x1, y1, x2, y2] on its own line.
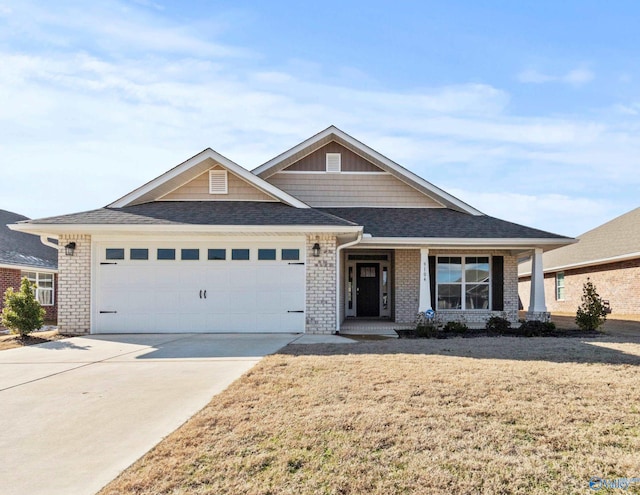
[91, 236, 306, 334]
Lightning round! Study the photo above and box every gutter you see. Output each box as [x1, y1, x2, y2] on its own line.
[39, 235, 59, 250]
[335, 230, 363, 334]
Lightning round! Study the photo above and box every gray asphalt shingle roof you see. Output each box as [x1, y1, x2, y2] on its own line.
[22, 202, 357, 227]
[318, 207, 569, 239]
[1, 209, 58, 270]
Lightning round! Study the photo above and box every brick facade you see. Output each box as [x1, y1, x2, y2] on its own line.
[519, 258, 640, 317]
[0, 267, 58, 323]
[58, 234, 92, 334]
[394, 249, 420, 324]
[305, 234, 337, 334]
[394, 249, 519, 327]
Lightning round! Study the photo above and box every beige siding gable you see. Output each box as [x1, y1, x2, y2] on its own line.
[160, 165, 277, 202]
[283, 142, 383, 172]
[267, 172, 445, 207]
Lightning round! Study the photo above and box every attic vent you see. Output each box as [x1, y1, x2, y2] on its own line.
[326, 153, 341, 173]
[209, 169, 228, 194]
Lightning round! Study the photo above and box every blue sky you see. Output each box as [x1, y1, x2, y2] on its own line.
[1, 0, 639, 236]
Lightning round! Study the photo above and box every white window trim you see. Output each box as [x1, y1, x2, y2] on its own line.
[556, 271, 565, 301]
[435, 255, 491, 311]
[21, 271, 55, 307]
[326, 153, 341, 173]
[209, 169, 228, 194]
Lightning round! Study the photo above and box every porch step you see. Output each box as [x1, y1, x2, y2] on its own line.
[340, 320, 401, 338]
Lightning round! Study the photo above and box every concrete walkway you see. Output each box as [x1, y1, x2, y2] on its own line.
[0, 333, 301, 495]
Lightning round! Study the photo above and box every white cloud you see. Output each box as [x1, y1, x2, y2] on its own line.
[517, 67, 594, 86]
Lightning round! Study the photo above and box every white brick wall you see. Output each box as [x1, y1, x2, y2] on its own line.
[305, 234, 337, 334]
[58, 234, 91, 334]
[394, 249, 420, 324]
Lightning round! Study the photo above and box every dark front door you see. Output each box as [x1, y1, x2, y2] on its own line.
[356, 263, 380, 317]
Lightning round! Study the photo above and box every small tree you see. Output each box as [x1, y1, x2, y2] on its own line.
[1, 277, 45, 338]
[575, 278, 607, 332]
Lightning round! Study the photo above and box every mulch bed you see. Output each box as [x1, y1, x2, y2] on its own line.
[395, 328, 602, 339]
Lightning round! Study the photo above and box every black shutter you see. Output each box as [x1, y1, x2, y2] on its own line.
[492, 256, 504, 311]
[429, 255, 436, 309]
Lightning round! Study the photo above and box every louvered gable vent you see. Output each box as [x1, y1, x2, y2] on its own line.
[326, 152, 341, 172]
[209, 169, 228, 194]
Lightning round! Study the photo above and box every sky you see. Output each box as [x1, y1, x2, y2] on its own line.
[1, 0, 639, 237]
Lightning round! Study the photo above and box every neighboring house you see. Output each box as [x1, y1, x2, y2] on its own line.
[1, 209, 58, 323]
[10, 126, 573, 335]
[519, 207, 640, 317]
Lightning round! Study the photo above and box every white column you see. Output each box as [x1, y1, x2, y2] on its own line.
[418, 248, 432, 312]
[528, 248, 547, 313]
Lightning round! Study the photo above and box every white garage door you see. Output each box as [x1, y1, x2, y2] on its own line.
[93, 240, 306, 333]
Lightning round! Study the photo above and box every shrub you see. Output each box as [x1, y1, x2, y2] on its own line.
[414, 312, 442, 338]
[517, 320, 556, 337]
[443, 321, 468, 334]
[1, 277, 45, 337]
[485, 316, 511, 335]
[575, 278, 607, 331]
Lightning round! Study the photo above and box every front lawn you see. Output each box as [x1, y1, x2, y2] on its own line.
[100, 335, 640, 495]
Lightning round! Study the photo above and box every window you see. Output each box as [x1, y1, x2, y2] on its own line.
[130, 248, 149, 260]
[282, 249, 300, 261]
[209, 169, 228, 194]
[105, 248, 124, 260]
[22, 271, 54, 306]
[232, 249, 250, 260]
[326, 153, 341, 172]
[556, 272, 565, 301]
[157, 249, 175, 260]
[208, 249, 226, 260]
[258, 249, 276, 260]
[436, 256, 490, 310]
[181, 249, 200, 260]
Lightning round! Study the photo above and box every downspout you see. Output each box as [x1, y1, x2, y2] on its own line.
[335, 230, 363, 334]
[40, 235, 59, 250]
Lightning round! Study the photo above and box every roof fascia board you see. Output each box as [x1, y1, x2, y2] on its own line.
[359, 237, 576, 249]
[519, 251, 640, 277]
[253, 126, 482, 215]
[109, 149, 309, 209]
[0, 263, 57, 273]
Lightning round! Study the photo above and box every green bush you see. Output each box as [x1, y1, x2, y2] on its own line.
[1, 277, 45, 337]
[575, 278, 607, 331]
[485, 316, 511, 335]
[443, 321, 468, 334]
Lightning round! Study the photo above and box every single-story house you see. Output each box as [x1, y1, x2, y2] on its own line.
[519, 207, 640, 317]
[10, 126, 573, 335]
[1, 209, 58, 323]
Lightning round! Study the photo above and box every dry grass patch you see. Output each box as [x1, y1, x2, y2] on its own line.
[0, 329, 66, 351]
[101, 337, 640, 495]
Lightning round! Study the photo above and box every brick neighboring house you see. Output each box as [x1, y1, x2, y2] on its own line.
[1, 209, 58, 323]
[518, 207, 640, 317]
[9, 126, 573, 335]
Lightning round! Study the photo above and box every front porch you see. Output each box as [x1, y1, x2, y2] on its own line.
[336, 246, 530, 334]
[339, 318, 400, 337]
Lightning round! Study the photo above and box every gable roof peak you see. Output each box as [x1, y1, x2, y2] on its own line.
[252, 126, 482, 215]
[108, 147, 309, 209]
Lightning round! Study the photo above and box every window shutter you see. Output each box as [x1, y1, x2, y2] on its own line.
[326, 153, 341, 172]
[492, 256, 504, 311]
[429, 255, 436, 310]
[209, 169, 228, 194]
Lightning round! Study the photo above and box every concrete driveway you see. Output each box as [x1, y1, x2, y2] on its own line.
[0, 333, 299, 495]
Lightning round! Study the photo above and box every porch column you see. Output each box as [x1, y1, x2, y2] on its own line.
[418, 247, 432, 312]
[527, 248, 547, 314]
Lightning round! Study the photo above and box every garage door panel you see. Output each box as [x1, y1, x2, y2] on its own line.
[95, 242, 306, 334]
